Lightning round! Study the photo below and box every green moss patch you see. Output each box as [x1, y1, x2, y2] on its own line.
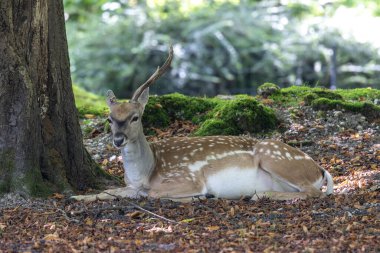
[268, 85, 379, 106]
[195, 96, 277, 136]
[311, 98, 380, 121]
[73, 85, 109, 117]
[0, 149, 15, 194]
[335, 88, 380, 101]
[0, 148, 53, 197]
[143, 93, 215, 129]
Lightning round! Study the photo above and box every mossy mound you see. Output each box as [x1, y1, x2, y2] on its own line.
[195, 96, 277, 136]
[268, 86, 380, 106]
[311, 98, 380, 122]
[266, 85, 380, 121]
[257, 83, 280, 98]
[144, 94, 277, 136]
[144, 93, 216, 128]
[303, 90, 343, 105]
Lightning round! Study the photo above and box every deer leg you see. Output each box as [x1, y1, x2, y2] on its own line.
[251, 188, 325, 201]
[71, 187, 143, 202]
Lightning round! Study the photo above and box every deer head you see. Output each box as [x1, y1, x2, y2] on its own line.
[106, 46, 174, 148]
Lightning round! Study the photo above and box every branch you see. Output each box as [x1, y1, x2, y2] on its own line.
[103, 192, 179, 224]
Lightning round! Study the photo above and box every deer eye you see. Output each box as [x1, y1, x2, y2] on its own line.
[131, 115, 139, 122]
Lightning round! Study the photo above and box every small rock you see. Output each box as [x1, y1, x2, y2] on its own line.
[357, 125, 363, 131]
[333, 111, 343, 117]
[109, 155, 117, 162]
[93, 154, 101, 160]
[308, 128, 317, 133]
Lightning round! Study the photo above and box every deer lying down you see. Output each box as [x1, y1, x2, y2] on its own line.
[72, 46, 333, 202]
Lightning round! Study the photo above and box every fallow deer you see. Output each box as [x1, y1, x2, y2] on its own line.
[72, 46, 333, 202]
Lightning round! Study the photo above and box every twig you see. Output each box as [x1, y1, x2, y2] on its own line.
[40, 202, 80, 223]
[69, 206, 134, 215]
[200, 204, 223, 218]
[56, 207, 80, 223]
[103, 192, 179, 224]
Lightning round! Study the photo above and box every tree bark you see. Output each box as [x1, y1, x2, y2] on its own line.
[0, 0, 106, 196]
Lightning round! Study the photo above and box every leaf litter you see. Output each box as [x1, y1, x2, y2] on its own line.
[0, 104, 379, 252]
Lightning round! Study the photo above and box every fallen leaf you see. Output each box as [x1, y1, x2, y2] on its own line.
[206, 226, 220, 231]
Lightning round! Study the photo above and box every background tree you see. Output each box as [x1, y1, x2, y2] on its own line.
[64, 0, 380, 97]
[0, 0, 107, 196]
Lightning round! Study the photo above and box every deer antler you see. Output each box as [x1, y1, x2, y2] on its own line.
[130, 45, 174, 102]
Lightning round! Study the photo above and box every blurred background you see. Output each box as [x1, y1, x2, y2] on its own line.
[64, 0, 380, 97]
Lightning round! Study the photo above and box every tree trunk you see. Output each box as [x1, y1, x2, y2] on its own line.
[0, 0, 107, 196]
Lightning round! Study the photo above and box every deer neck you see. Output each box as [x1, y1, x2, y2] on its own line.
[121, 130, 154, 189]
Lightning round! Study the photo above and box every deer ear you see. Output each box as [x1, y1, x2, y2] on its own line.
[138, 88, 149, 108]
[106, 90, 117, 106]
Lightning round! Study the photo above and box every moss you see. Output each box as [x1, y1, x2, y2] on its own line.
[195, 119, 239, 136]
[73, 85, 109, 117]
[313, 90, 343, 100]
[335, 87, 380, 101]
[0, 149, 53, 197]
[257, 83, 280, 98]
[269, 85, 379, 106]
[155, 93, 216, 123]
[303, 90, 343, 105]
[143, 97, 171, 129]
[303, 93, 319, 106]
[23, 167, 53, 197]
[194, 96, 277, 136]
[143, 93, 216, 131]
[0, 149, 15, 194]
[104, 120, 111, 133]
[311, 98, 380, 121]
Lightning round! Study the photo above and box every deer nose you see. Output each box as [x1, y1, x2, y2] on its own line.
[113, 134, 126, 147]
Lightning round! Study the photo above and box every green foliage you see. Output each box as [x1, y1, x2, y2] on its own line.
[65, 1, 380, 97]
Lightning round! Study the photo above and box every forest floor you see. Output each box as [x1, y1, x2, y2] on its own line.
[0, 101, 379, 252]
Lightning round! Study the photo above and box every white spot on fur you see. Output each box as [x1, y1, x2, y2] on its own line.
[188, 161, 208, 172]
[285, 152, 293, 160]
[294, 155, 305, 160]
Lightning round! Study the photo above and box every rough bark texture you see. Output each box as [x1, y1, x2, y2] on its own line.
[0, 0, 105, 196]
